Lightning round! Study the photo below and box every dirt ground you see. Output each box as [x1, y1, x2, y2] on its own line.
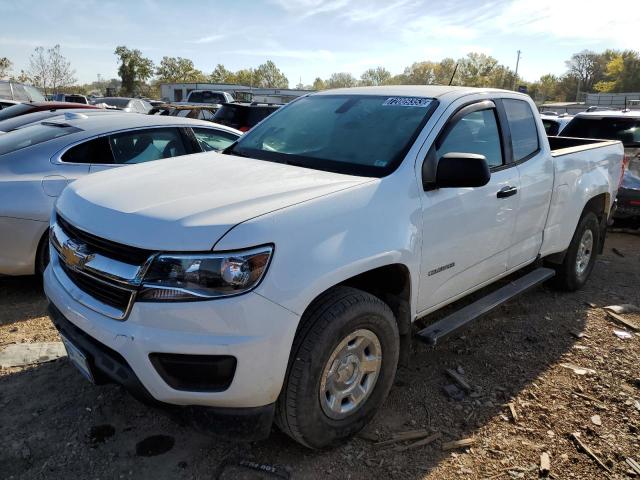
[1, 231, 639, 480]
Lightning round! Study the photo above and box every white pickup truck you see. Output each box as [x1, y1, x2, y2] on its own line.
[44, 86, 624, 448]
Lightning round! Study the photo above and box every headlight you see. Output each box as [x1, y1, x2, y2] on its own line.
[138, 245, 273, 301]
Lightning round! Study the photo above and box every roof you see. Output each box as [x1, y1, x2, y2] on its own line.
[30, 102, 98, 110]
[43, 111, 226, 131]
[312, 85, 526, 99]
[574, 109, 640, 118]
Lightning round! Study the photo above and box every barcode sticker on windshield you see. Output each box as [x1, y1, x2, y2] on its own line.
[382, 97, 432, 107]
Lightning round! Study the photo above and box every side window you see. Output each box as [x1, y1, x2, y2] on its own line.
[192, 128, 239, 152]
[503, 99, 539, 161]
[12, 84, 30, 102]
[109, 128, 187, 164]
[61, 137, 113, 164]
[437, 109, 503, 168]
[542, 119, 560, 136]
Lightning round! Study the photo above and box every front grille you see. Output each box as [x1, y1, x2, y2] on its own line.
[60, 262, 133, 312]
[57, 215, 153, 265]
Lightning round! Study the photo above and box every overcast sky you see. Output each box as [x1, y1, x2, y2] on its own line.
[1, 0, 638, 86]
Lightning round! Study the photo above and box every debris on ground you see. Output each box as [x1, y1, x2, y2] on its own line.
[442, 438, 475, 451]
[445, 368, 472, 392]
[540, 452, 551, 477]
[614, 329, 633, 339]
[0, 342, 66, 368]
[507, 402, 518, 423]
[559, 363, 596, 375]
[590, 414, 602, 426]
[603, 307, 640, 331]
[570, 432, 612, 475]
[612, 247, 625, 257]
[394, 432, 442, 452]
[442, 383, 465, 401]
[627, 458, 640, 476]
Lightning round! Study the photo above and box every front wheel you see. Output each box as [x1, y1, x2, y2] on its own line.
[549, 212, 600, 291]
[275, 286, 399, 449]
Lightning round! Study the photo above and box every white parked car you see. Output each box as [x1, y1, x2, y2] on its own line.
[540, 112, 573, 136]
[44, 86, 624, 448]
[0, 112, 241, 275]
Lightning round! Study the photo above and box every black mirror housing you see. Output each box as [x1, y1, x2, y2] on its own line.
[435, 153, 491, 188]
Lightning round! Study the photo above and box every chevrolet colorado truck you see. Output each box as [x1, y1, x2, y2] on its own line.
[44, 86, 624, 448]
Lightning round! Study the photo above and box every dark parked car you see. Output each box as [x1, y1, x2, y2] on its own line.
[0, 81, 46, 109]
[562, 110, 640, 227]
[212, 102, 280, 132]
[52, 93, 89, 104]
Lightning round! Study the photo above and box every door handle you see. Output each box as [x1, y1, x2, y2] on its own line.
[497, 186, 518, 198]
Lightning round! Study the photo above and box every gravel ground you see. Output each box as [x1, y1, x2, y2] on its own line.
[1, 231, 639, 480]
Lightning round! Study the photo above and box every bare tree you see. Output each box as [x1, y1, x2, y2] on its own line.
[28, 47, 50, 94]
[49, 45, 76, 92]
[0, 57, 12, 79]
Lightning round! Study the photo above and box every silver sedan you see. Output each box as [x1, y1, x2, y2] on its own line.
[0, 111, 241, 275]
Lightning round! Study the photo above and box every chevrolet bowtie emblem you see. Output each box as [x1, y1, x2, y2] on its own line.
[60, 239, 94, 269]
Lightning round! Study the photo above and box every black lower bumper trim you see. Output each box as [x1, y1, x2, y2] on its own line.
[47, 302, 274, 441]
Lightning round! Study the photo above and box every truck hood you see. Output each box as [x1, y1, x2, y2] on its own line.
[56, 152, 372, 251]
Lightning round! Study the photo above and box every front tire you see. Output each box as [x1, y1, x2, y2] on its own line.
[275, 286, 399, 449]
[550, 212, 600, 291]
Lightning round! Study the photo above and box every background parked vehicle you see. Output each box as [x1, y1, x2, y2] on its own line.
[52, 93, 89, 104]
[44, 86, 623, 448]
[0, 102, 99, 130]
[0, 112, 242, 276]
[148, 103, 220, 121]
[540, 113, 573, 136]
[92, 97, 153, 114]
[185, 90, 234, 105]
[212, 102, 280, 132]
[0, 81, 46, 109]
[562, 110, 640, 226]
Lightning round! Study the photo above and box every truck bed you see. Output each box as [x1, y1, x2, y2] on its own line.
[548, 136, 621, 157]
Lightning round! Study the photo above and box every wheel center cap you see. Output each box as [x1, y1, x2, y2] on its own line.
[336, 354, 359, 385]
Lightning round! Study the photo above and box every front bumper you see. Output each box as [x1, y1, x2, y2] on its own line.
[48, 302, 275, 441]
[44, 261, 300, 410]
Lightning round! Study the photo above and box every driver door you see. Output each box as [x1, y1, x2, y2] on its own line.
[417, 100, 520, 313]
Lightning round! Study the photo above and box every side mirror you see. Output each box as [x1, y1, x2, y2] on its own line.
[435, 152, 491, 188]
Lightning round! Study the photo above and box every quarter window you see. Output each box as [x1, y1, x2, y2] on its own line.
[503, 99, 539, 161]
[61, 137, 113, 164]
[437, 109, 503, 168]
[109, 128, 187, 164]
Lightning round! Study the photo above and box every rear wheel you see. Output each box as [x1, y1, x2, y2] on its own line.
[550, 212, 599, 291]
[275, 286, 399, 449]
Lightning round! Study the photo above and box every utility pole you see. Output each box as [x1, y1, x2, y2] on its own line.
[513, 50, 521, 90]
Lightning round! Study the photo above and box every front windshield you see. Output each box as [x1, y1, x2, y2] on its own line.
[228, 94, 436, 177]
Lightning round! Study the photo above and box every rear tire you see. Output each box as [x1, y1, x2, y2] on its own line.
[275, 286, 399, 449]
[549, 212, 599, 291]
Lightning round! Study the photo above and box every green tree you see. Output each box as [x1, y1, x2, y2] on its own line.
[114, 46, 154, 96]
[155, 56, 205, 83]
[0, 57, 12, 79]
[565, 50, 607, 94]
[360, 67, 392, 86]
[233, 68, 254, 87]
[312, 77, 326, 90]
[209, 64, 235, 83]
[594, 50, 640, 93]
[326, 72, 357, 89]
[254, 60, 289, 88]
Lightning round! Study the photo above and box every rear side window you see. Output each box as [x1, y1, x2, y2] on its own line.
[437, 109, 503, 168]
[61, 137, 113, 164]
[0, 123, 81, 156]
[192, 127, 239, 152]
[503, 99, 539, 161]
[109, 128, 187, 164]
[562, 117, 640, 147]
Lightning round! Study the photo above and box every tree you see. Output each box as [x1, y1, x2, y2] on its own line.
[155, 56, 205, 83]
[565, 50, 607, 94]
[28, 47, 50, 94]
[48, 45, 76, 92]
[326, 72, 357, 89]
[0, 57, 12, 79]
[312, 77, 326, 90]
[594, 50, 640, 93]
[254, 60, 289, 88]
[209, 64, 235, 83]
[114, 46, 154, 96]
[360, 67, 392, 86]
[233, 68, 255, 87]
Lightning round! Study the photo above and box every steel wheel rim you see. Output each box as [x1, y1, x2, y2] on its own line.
[576, 229, 593, 276]
[319, 329, 382, 420]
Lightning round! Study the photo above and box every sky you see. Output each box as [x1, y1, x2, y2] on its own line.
[1, 0, 639, 87]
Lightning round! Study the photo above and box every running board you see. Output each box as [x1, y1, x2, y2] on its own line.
[417, 267, 555, 346]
